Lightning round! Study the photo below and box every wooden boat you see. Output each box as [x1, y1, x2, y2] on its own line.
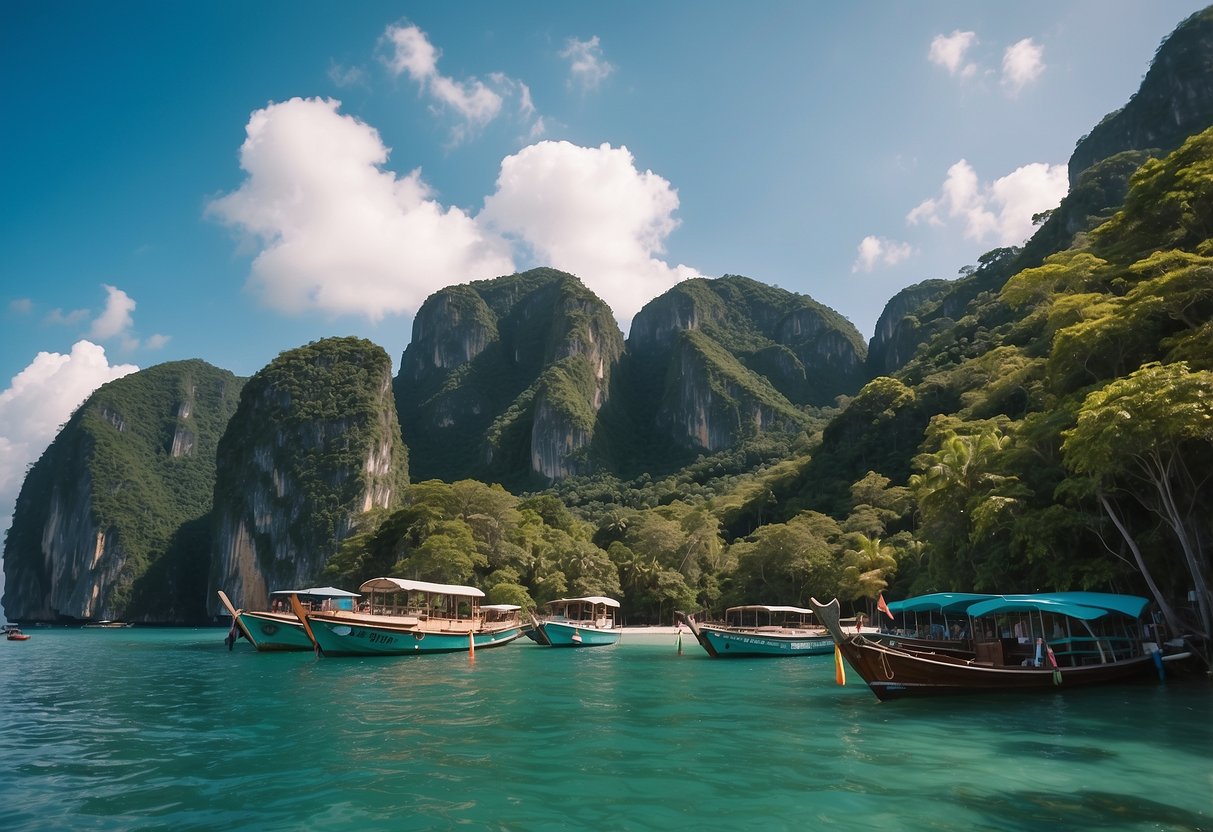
[527, 597, 621, 647]
[676, 605, 835, 657]
[291, 577, 523, 657]
[809, 593, 1166, 701]
[217, 587, 360, 651]
[5, 626, 30, 641]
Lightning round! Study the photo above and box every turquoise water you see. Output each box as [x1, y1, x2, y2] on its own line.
[1, 628, 1210, 831]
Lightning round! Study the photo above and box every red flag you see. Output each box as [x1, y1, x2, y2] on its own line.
[877, 593, 894, 620]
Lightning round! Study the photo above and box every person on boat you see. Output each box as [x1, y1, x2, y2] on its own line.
[950, 623, 962, 640]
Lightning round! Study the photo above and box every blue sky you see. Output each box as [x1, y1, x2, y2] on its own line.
[1, 1, 1208, 556]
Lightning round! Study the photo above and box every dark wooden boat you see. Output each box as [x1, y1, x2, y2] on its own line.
[809, 594, 1164, 701]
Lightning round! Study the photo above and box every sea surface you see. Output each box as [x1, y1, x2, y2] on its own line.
[1, 627, 1210, 831]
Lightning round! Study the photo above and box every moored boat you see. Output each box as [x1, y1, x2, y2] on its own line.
[809, 593, 1170, 701]
[5, 626, 31, 641]
[867, 592, 994, 658]
[528, 596, 621, 647]
[676, 605, 834, 657]
[217, 587, 360, 651]
[291, 578, 523, 656]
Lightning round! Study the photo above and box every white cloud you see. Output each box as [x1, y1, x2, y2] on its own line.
[8, 298, 32, 315]
[382, 22, 540, 142]
[328, 61, 366, 88]
[0, 341, 137, 543]
[145, 334, 171, 350]
[928, 30, 978, 78]
[89, 284, 136, 340]
[907, 159, 1068, 246]
[207, 97, 515, 322]
[852, 236, 914, 273]
[560, 36, 615, 91]
[46, 307, 90, 326]
[480, 141, 698, 328]
[1002, 38, 1045, 94]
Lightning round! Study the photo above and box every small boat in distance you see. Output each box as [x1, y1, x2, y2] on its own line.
[82, 620, 134, 628]
[5, 625, 31, 641]
[676, 605, 835, 657]
[809, 593, 1172, 701]
[291, 577, 523, 656]
[217, 587, 361, 651]
[527, 597, 621, 647]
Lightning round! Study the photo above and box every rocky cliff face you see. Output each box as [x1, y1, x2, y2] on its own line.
[2, 361, 243, 622]
[395, 268, 624, 485]
[208, 338, 408, 613]
[866, 279, 953, 376]
[1069, 8, 1213, 185]
[624, 275, 865, 454]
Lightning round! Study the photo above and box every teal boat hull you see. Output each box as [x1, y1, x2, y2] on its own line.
[307, 617, 522, 656]
[539, 620, 620, 648]
[699, 627, 834, 657]
[238, 611, 314, 652]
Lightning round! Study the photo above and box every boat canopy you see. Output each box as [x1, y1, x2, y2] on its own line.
[547, 596, 620, 608]
[726, 604, 813, 615]
[358, 577, 485, 598]
[481, 604, 522, 611]
[966, 594, 1149, 621]
[1029, 592, 1150, 619]
[886, 593, 993, 614]
[272, 586, 361, 598]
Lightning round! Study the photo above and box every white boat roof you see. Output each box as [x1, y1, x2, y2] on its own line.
[727, 605, 814, 615]
[547, 596, 620, 608]
[359, 577, 485, 598]
[271, 586, 361, 598]
[481, 604, 522, 611]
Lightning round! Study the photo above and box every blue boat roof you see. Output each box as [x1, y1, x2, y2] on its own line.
[966, 593, 1149, 621]
[886, 593, 994, 614]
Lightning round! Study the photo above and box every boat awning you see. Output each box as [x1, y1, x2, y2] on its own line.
[1028, 592, 1150, 619]
[547, 596, 620, 608]
[886, 593, 994, 614]
[725, 605, 813, 615]
[965, 595, 1147, 621]
[271, 586, 361, 598]
[358, 577, 485, 598]
[482, 604, 522, 611]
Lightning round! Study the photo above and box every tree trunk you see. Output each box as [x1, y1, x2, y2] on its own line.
[1098, 493, 1184, 636]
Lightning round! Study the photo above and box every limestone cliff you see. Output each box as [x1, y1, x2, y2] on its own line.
[207, 338, 408, 612]
[1, 360, 243, 622]
[395, 268, 624, 485]
[622, 275, 864, 454]
[1069, 7, 1213, 185]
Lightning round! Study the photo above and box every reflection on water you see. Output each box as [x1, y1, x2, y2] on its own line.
[1, 629, 1209, 831]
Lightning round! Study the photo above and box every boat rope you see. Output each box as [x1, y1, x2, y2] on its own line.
[880, 648, 894, 680]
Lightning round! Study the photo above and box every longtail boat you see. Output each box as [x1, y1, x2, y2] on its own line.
[675, 605, 835, 657]
[809, 592, 1170, 701]
[526, 596, 621, 647]
[866, 592, 995, 658]
[217, 587, 360, 651]
[292, 577, 522, 657]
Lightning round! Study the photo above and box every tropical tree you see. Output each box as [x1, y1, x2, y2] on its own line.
[1062, 361, 1213, 645]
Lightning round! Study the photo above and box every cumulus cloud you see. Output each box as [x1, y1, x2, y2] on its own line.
[328, 61, 366, 88]
[852, 236, 914, 273]
[560, 36, 615, 91]
[382, 22, 540, 143]
[145, 334, 171, 350]
[928, 30, 978, 78]
[0, 341, 137, 541]
[207, 97, 515, 321]
[480, 141, 698, 327]
[907, 159, 1068, 246]
[89, 284, 136, 340]
[1002, 38, 1045, 94]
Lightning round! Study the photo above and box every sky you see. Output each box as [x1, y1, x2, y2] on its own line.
[1, 1, 1209, 589]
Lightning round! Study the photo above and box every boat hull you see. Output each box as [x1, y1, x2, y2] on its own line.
[698, 626, 834, 657]
[306, 615, 522, 656]
[539, 620, 620, 647]
[837, 636, 1158, 701]
[238, 611, 314, 652]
